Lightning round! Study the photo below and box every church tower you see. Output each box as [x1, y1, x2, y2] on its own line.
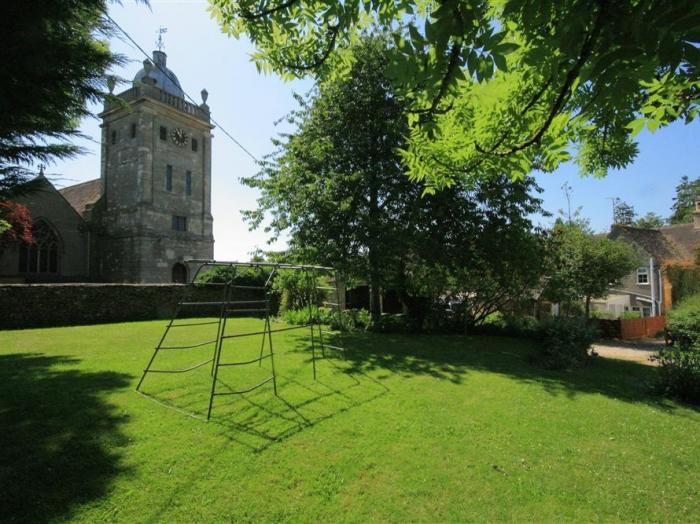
[97, 50, 214, 283]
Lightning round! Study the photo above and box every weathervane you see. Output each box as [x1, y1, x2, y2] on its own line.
[156, 27, 167, 51]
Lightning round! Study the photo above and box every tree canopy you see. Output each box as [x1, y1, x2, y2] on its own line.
[0, 0, 134, 198]
[670, 175, 700, 224]
[543, 220, 637, 317]
[243, 37, 547, 324]
[211, 0, 700, 190]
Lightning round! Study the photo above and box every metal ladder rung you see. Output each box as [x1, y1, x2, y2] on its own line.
[320, 344, 345, 351]
[179, 301, 228, 306]
[218, 353, 272, 367]
[322, 302, 340, 306]
[226, 308, 268, 314]
[146, 358, 214, 374]
[316, 286, 336, 290]
[227, 300, 267, 304]
[212, 376, 274, 396]
[230, 284, 266, 290]
[159, 339, 217, 350]
[170, 320, 220, 328]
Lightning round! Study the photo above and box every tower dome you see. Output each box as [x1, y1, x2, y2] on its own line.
[133, 50, 184, 98]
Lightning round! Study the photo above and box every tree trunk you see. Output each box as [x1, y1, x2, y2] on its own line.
[585, 295, 591, 319]
[367, 177, 381, 323]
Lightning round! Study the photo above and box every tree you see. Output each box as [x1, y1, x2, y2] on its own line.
[544, 221, 637, 318]
[0, 1, 136, 198]
[670, 175, 700, 224]
[634, 212, 666, 229]
[243, 36, 547, 324]
[614, 201, 636, 225]
[211, 0, 700, 190]
[0, 201, 33, 253]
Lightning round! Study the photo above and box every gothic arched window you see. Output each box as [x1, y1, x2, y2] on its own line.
[18, 220, 61, 274]
[172, 262, 188, 284]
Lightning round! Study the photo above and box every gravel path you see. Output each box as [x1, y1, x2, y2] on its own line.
[592, 338, 665, 366]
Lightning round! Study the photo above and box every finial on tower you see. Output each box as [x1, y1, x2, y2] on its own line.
[156, 27, 167, 51]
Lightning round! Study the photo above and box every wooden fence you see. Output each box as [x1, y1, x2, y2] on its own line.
[596, 315, 666, 340]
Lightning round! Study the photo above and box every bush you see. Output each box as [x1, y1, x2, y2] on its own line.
[654, 294, 700, 403]
[469, 312, 541, 338]
[667, 294, 700, 349]
[653, 345, 700, 404]
[536, 317, 599, 370]
[280, 307, 371, 332]
[369, 313, 413, 333]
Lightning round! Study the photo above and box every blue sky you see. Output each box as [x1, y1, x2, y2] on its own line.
[50, 0, 699, 260]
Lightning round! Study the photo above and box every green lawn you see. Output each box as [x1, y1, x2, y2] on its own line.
[1, 318, 699, 522]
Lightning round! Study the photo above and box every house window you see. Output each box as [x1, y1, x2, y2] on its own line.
[130, 123, 137, 138]
[159, 125, 167, 140]
[172, 215, 187, 232]
[637, 267, 649, 285]
[18, 220, 60, 274]
[110, 130, 117, 145]
[191, 138, 198, 152]
[185, 171, 192, 196]
[165, 165, 173, 192]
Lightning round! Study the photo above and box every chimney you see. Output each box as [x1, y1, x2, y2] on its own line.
[695, 201, 700, 230]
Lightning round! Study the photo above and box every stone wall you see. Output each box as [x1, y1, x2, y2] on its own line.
[0, 283, 266, 330]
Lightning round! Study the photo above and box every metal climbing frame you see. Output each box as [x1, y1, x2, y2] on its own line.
[135, 259, 347, 420]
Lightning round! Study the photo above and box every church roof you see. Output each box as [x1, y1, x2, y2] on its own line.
[59, 178, 102, 218]
[133, 50, 184, 98]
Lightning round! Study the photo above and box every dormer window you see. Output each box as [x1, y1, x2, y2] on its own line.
[637, 267, 649, 285]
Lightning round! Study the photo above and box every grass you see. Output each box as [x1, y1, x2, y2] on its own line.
[1, 317, 699, 522]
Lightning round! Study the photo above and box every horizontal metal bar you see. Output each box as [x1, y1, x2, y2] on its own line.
[321, 344, 345, 351]
[321, 330, 337, 335]
[228, 300, 267, 304]
[190, 282, 228, 287]
[170, 320, 220, 328]
[179, 301, 228, 307]
[218, 353, 271, 367]
[146, 358, 214, 374]
[185, 259, 334, 271]
[221, 323, 313, 339]
[230, 285, 267, 290]
[227, 308, 268, 314]
[322, 302, 340, 307]
[316, 286, 336, 290]
[159, 339, 217, 350]
[212, 376, 274, 396]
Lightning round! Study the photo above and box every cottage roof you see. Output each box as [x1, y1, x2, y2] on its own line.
[609, 223, 700, 264]
[58, 178, 102, 218]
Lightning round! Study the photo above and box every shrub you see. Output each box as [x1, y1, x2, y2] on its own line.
[469, 312, 541, 338]
[653, 294, 700, 403]
[536, 317, 599, 370]
[653, 345, 700, 404]
[667, 294, 700, 349]
[369, 313, 413, 333]
[280, 307, 371, 332]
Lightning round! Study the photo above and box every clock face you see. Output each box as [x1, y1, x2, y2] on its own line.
[170, 128, 188, 147]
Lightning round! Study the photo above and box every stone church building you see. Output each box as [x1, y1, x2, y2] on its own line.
[0, 50, 214, 283]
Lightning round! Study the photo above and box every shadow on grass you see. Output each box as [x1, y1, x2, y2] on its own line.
[0, 353, 132, 523]
[336, 331, 693, 412]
